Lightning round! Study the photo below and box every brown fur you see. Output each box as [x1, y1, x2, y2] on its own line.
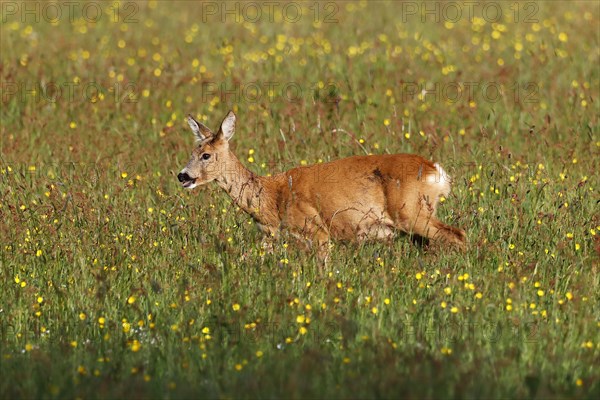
[178, 111, 466, 259]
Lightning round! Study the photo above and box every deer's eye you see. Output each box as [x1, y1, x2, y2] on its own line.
[201, 153, 211, 160]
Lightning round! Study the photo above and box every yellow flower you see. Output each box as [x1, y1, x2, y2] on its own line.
[566, 292, 573, 301]
[232, 303, 241, 311]
[79, 313, 86, 321]
[256, 350, 263, 358]
[127, 296, 136, 305]
[371, 307, 378, 315]
[131, 340, 141, 352]
[558, 32, 568, 42]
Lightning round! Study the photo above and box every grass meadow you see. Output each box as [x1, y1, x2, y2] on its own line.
[1, 1, 599, 398]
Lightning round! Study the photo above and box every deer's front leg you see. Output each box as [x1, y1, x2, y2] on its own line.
[255, 222, 278, 255]
[292, 212, 332, 266]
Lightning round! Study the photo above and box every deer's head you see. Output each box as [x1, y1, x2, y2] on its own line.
[177, 111, 236, 189]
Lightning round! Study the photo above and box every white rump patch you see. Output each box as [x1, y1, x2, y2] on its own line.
[426, 162, 451, 196]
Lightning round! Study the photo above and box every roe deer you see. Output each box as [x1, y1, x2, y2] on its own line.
[177, 111, 466, 259]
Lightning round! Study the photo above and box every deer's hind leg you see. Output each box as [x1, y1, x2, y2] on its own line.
[355, 212, 396, 243]
[393, 197, 466, 249]
[410, 215, 466, 249]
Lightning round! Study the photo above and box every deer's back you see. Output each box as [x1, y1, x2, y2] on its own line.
[272, 154, 447, 239]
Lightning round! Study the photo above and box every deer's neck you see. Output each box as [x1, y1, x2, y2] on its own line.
[215, 153, 276, 225]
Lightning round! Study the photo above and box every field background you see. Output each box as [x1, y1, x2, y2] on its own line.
[1, 1, 598, 398]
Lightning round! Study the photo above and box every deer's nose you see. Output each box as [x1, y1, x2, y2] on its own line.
[178, 172, 191, 182]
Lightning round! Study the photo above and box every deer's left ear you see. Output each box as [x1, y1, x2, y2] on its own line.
[188, 114, 213, 143]
[218, 111, 236, 141]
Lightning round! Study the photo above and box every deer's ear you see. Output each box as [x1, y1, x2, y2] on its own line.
[218, 111, 236, 141]
[187, 114, 213, 143]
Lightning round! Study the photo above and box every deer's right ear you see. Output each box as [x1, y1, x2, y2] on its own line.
[218, 110, 236, 141]
[187, 114, 213, 143]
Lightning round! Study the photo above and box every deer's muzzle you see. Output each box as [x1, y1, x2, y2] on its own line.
[177, 172, 191, 182]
